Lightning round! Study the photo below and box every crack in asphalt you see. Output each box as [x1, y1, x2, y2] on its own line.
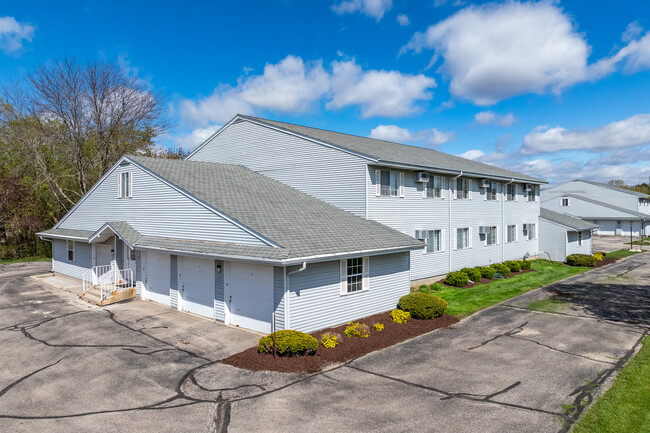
[556, 329, 649, 433]
[0, 358, 64, 398]
[466, 321, 528, 350]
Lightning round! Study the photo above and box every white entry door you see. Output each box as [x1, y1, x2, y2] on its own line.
[180, 257, 215, 319]
[227, 262, 273, 333]
[145, 252, 170, 306]
[96, 244, 113, 266]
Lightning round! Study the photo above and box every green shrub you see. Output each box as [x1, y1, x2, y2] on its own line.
[520, 260, 532, 270]
[479, 266, 496, 279]
[344, 322, 370, 338]
[398, 293, 447, 319]
[445, 271, 469, 287]
[566, 254, 596, 267]
[428, 282, 445, 291]
[258, 330, 318, 356]
[491, 263, 511, 277]
[320, 332, 341, 348]
[418, 284, 428, 291]
[390, 309, 410, 324]
[461, 267, 482, 283]
[504, 260, 522, 272]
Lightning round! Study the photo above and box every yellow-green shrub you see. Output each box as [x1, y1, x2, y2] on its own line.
[258, 330, 318, 356]
[593, 252, 604, 261]
[390, 308, 410, 324]
[320, 332, 341, 348]
[344, 322, 370, 338]
[373, 323, 384, 331]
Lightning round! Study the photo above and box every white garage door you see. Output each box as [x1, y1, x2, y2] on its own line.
[228, 262, 273, 334]
[145, 252, 170, 306]
[181, 257, 215, 319]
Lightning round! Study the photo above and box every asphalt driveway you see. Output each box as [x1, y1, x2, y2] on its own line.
[1, 256, 648, 432]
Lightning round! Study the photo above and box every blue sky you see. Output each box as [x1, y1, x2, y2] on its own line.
[2, 0, 650, 185]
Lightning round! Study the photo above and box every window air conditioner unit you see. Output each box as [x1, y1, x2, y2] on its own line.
[522, 224, 529, 231]
[414, 230, 428, 240]
[416, 172, 430, 183]
[524, 184, 532, 192]
[478, 226, 487, 235]
[481, 179, 491, 188]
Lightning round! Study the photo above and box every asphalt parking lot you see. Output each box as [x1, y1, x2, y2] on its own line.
[1, 256, 648, 432]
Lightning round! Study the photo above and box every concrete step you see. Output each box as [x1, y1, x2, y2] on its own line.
[81, 287, 136, 306]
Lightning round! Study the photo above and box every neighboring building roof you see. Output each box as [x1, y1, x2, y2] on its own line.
[41, 156, 423, 263]
[562, 194, 650, 220]
[539, 209, 599, 231]
[232, 115, 546, 184]
[575, 179, 650, 198]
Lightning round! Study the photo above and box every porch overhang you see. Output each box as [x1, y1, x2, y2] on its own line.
[88, 222, 142, 249]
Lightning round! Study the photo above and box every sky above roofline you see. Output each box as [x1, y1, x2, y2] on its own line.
[2, 1, 650, 186]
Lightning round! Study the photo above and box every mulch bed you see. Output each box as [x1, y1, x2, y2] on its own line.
[222, 311, 459, 373]
[435, 268, 537, 289]
[594, 257, 617, 268]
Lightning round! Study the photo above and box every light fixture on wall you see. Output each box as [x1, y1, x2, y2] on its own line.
[216, 264, 222, 273]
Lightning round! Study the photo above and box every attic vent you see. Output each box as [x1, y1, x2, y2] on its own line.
[119, 161, 131, 167]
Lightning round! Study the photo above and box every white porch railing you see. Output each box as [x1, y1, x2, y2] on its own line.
[82, 261, 134, 301]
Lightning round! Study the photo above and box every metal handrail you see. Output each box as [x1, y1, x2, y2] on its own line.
[82, 262, 134, 301]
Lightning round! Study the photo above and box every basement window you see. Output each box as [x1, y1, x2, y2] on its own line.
[67, 240, 75, 261]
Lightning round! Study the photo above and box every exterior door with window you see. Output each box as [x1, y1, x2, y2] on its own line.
[616, 221, 622, 235]
[124, 244, 137, 283]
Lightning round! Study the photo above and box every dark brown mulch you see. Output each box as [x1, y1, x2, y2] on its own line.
[435, 268, 537, 289]
[222, 311, 459, 373]
[593, 257, 617, 268]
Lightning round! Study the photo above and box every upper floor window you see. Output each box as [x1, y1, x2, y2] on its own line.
[340, 257, 369, 294]
[485, 181, 498, 201]
[456, 227, 471, 249]
[455, 179, 471, 200]
[526, 185, 537, 202]
[507, 225, 517, 243]
[505, 183, 517, 201]
[561, 198, 570, 207]
[376, 170, 404, 197]
[67, 240, 75, 261]
[118, 172, 132, 198]
[425, 175, 446, 199]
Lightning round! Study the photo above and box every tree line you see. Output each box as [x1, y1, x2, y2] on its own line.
[0, 58, 184, 260]
[608, 179, 650, 195]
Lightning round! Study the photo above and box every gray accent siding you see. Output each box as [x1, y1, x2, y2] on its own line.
[273, 267, 285, 331]
[287, 253, 410, 333]
[116, 238, 124, 268]
[214, 260, 225, 322]
[52, 239, 92, 280]
[58, 162, 266, 246]
[170, 255, 178, 309]
[188, 120, 368, 217]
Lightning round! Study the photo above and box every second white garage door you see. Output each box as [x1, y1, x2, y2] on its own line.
[181, 257, 215, 319]
[228, 262, 273, 334]
[145, 252, 171, 306]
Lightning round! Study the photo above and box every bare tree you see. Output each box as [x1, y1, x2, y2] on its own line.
[2, 57, 170, 198]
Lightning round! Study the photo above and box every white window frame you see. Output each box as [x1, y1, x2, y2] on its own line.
[67, 240, 75, 261]
[118, 171, 132, 198]
[505, 183, 517, 202]
[455, 227, 471, 249]
[340, 257, 369, 295]
[484, 182, 498, 201]
[455, 178, 472, 200]
[527, 185, 538, 202]
[424, 175, 446, 199]
[485, 226, 498, 246]
[507, 225, 517, 243]
[424, 229, 445, 254]
[375, 169, 404, 198]
[527, 223, 537, 240]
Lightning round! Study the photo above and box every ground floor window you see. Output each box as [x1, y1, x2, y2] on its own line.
[485, 226, 498, 245]
[341, 257, 369, 294]
[426, 230, 443, 253]
[67, 240, 75, 261]
[527, 224, 537, 240]
[507, 225, 517, 243]
[457, 228, 470, 249]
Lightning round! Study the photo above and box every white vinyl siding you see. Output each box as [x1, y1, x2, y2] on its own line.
[52, 239, 92, 280]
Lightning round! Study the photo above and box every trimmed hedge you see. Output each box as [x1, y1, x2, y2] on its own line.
[259, 330, 318, 357]
[461, 267, 482, 283]
[491, 263, 511, 277]
[504, 260, 521, 272]
[566, 254, 596, 267]
[445, 271, 469, 287]
[479, 266, 496, 279]
[520, 260, 532, 270]
[398, 292, 448, 319]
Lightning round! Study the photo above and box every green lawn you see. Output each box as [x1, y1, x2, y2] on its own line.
[607, 249, 644, 260]
[573, 336, 650, 433]
[0, 256, 50, 264]
[419, 260, 590, 317]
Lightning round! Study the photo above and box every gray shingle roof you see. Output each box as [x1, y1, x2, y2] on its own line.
[539, 209, 599, 231]
[102, 222, 142, 246]
[237, 115, 546, 184]
[574, 179, 650, 198]
[37, 228, 95, 240]
[128, 155, 423, 261]
[563, 194, 650, 219]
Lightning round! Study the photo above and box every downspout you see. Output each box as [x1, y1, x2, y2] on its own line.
[503, 178, 515, 262]
[449, 171, 462, 273]
[38, 236, 54, 273]
[285, 262, 307, 330]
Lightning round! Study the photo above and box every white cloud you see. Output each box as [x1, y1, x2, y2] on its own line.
[622, 21, 643, 42]
[173, 124, 222, 150]
[402, 2, 592, 105]
[331, 0, 393, 21]
[369, 124, 456, 147]
[0, 16, 35, 54]
[397, 14, 410, 26]
[434, 0, 466, 7]
[328, 59, 436, 117]
[458, 149, 485, 160]
[521, 114, 650, 154]
[474, 110, 515, 126]
[516, 157, 650, 186]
